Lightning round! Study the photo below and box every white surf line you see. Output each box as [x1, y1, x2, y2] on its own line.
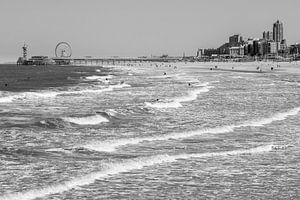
[145, 84, 214, 109]
[83, 107, 300, 152]
[0, 145, 274, 200]
[0, 84, 130, 103]
[62, 114, 109, 125]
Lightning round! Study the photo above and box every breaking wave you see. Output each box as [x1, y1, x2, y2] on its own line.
[0, 83, 130, 103]
[83, 107, 300, 152]
[0, 145, 273, 200]
[237, 107, 300, 127]
[85, 75, 113, 81]
[145, 85, 213, 109]
[0, 91, 58, 103]
[62, 114, 109, 125]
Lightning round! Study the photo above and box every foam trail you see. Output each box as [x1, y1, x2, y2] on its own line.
[83, 125, 235, 152]
[0, 145, 273, 200]
[62, 114, 109, 125]
[0, 91, 58, 103]
[84, 107, 300, 152]
[85, 75, 113, 81]
[237, 107, 300, 127]
[145, 85, 213, 109]
[0, 84, 130, 103]
[0, 96, 15, 103]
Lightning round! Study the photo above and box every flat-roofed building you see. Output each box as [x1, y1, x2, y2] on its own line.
[229, 46, 244, 57]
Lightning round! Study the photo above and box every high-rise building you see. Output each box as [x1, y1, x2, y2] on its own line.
[229, 34, 242, 47]
[273, 20, 283, 42]
[263, 31, 273, 41]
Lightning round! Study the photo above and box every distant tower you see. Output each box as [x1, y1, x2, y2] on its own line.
[273, 20, 283, 42]
[22, 43, 28, 60]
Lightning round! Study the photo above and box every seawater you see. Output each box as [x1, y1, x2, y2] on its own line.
[0, 63, 299, 200]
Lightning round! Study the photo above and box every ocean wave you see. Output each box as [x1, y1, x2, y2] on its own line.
[62, 114, 109, 125]
[85, 75, 113, 81]
[83, 107, 300, 152]
[145, 85, 213, 109]
[0, 145, 274, 200]
[0, 91, 58, 103]
[0, 83, 130, 103]
[82, 125, 235, 152]
[237, 107, 300, 127]
[35, 119, 66, 129]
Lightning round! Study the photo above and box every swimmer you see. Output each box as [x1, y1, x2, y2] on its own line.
[163, 72, 167, 75]
[188, 83, 191, 86]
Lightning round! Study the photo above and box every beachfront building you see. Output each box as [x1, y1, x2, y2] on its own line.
[268, 42, 277, 54]
[27, 56, 56, 65]
[196, 48, 203, 57]
[229, 34, 243, 47]
[229, 46, 244, 57]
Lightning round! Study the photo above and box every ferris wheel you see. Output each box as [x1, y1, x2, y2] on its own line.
[55, 42, 72, 58]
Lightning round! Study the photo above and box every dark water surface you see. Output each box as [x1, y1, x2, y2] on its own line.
[0, 63, 299, 200]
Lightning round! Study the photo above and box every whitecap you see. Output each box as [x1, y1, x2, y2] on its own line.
[62, 114, 109, 125]
[145, 85, 213, 109]
[85, 75, 113, 81]
[83, 107, 300, 152]
[0, 145, 273, 200]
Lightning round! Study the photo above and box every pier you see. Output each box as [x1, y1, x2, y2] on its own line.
[52, 57, 182, 65]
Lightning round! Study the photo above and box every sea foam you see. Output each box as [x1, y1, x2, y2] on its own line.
[0, 83, 130, 103]
[85, 75, 113, 81]
[62, 114, 109, 125]
[83, 107, 300, 152]
[0, 145, 273, 200]
[145, 85, 213, 109]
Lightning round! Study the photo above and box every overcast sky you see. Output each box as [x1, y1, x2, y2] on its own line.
[1, 0, 300, 61]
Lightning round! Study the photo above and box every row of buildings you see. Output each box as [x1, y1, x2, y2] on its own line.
[197, 20, 300, 60]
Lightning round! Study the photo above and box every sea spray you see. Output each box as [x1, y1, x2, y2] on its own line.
[0, 145, 274, 200]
